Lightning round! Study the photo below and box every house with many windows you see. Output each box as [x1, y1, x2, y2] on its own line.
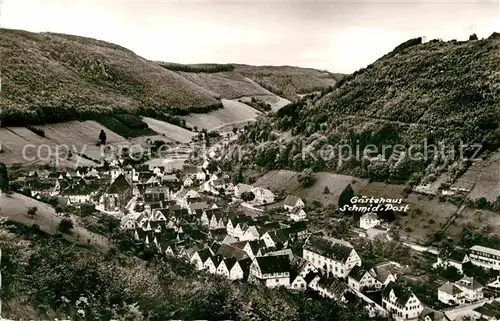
[303, 236, 361, 278]
[249, 255, 291, 288]
[469, 245, 500, 270]
[454, 276, 484, 302]
[382, 282, 424, 320]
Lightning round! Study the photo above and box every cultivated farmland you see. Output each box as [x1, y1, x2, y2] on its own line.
[141, 118, 195, 143]
[181, 99, 262, 131]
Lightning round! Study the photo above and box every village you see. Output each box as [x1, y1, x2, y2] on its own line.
[7, 129, 500, 321]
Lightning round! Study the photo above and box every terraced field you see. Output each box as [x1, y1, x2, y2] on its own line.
[181, 99, 262, 131]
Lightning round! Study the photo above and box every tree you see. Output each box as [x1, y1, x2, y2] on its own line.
[27, 206, 37, 219]
[80, 203, 95, 217]
[469, 33, 478, 40]
[0, 162, 9, 193]
[58, 218, 74, 234]
[298, 168, 316, 187]
[323, 186, 330, 194]
[241, 191, 255, 202]
[207, 161, 219, 174]
[232, 127, 238, 134]
[338, 184, 354, 212]
[99, 129, 107, 145]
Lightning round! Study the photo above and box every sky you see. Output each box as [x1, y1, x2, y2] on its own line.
[1, 0, 499, 73]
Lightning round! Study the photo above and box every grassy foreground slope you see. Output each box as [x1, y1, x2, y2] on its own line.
[0, 209, 384, 320]
[0, 29, 220, 126]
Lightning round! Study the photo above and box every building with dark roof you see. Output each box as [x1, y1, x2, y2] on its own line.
[382, 282, 424, 320]
[249, 255, 291, 288]
[347, 265, 381, 291]
[102, 174, 133, 211]
[303, 235, 361, 278]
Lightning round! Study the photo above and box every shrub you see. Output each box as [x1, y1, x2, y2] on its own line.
[58, 218, 74, 234]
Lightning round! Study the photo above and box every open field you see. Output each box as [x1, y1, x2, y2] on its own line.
[0, 193, 110, 252]
[141, 118, 195, 143]
[181, 99, 262, 131]
[0, 121, 128, 165]
[467, 152, 500, 202]
[343, 181, 460, 243]
[254, 170, 369, 206]
[38, 121, 129, 161]
[235, 94, 291, 112]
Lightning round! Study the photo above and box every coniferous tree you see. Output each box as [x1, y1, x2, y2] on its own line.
[99, 129, 107, 145]
[0, 162, 9, 193]
[338, 184, 354, 214]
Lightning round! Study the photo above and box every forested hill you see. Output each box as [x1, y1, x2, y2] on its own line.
[0, 28, 340, 126]
[233, 35, 500, 183]
[0, 29, 221, 126]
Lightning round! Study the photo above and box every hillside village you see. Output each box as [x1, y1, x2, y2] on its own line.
[4, 127, 500, 321]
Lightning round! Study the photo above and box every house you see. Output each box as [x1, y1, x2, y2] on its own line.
[204, 255, 223, 274]
[316, 276, 349, 301]
[303, 236, 362, 278]
[360, 212, 381, 230]
[216, 257, 236, 279]
[472, 301, 500, 321]
[229, 258, 253, 281]
[188, 201, 208, 215]
[239, 225, 261, 241]
[102, 174, 133, 211]
[419, 307, 451, 321]
[251, 187, 275, 205]
[290, 272, 307, 292]
[348, 266, 382, 291]
[289, 207, 307, 221]
[292, 256, 318, 277]
[190, 248, 214, 270]
[469, 245, 500, 270]
[234, 183, 253, 198]
[249, 255, 291, 288]
[260, 229, 290, 249]
[288, 221, 309, 240]
[437, 282, 465, 305]
[454, 276, 484, 302]
[374, 263, 398, 286]
[143, 186, 169, 203]
[174, 188, 200, 208]
[216, 243, 250, 261]
[284, 195, 305, 211]
[382, 282, 424, 320]
[433, 249, 470, 274]
[120, 216, 137, 230]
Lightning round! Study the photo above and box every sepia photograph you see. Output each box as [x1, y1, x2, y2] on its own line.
[0, 0, 499, 320]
